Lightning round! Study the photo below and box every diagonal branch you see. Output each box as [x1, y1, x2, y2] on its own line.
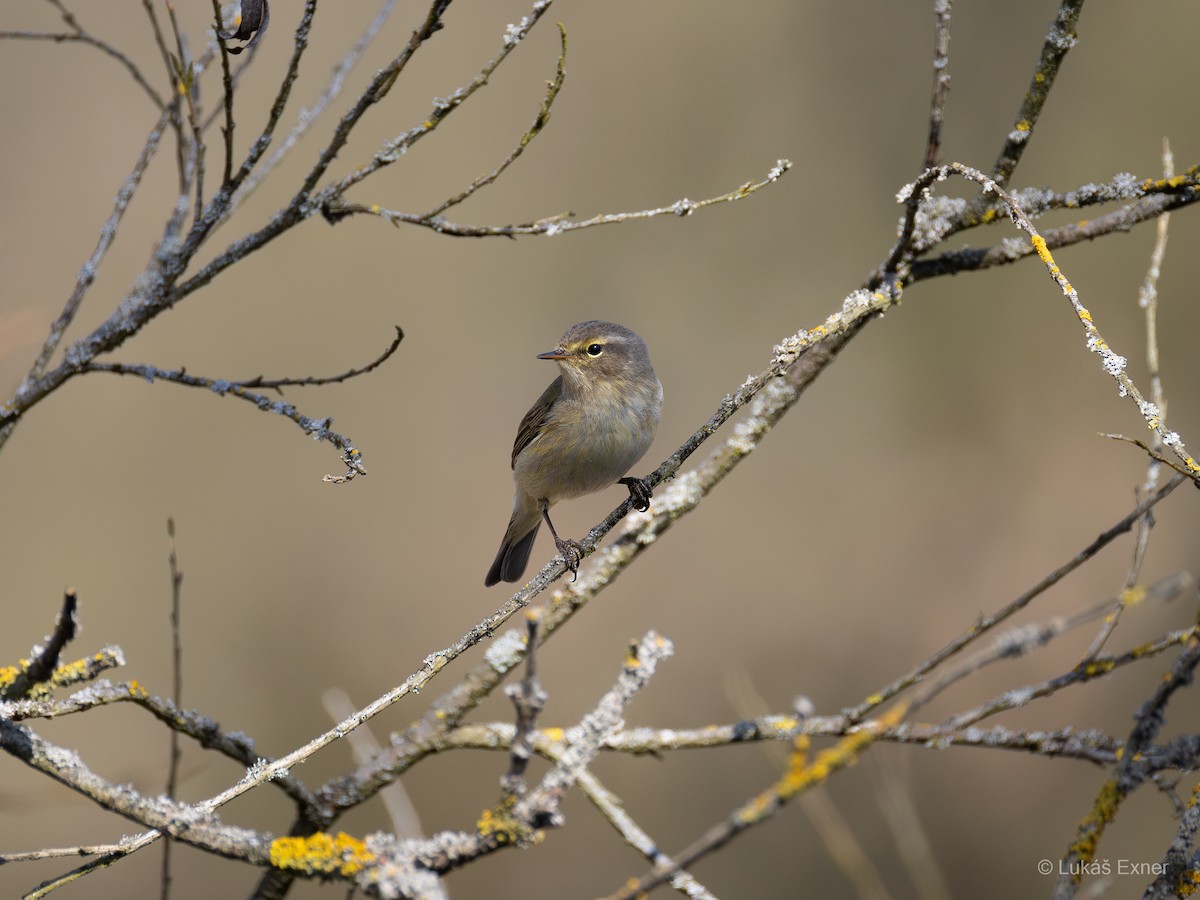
[991, 0, 1086, 185]
[234, 0, 401, 202]
[19, 107, 172, 388]
[423, 22, 568, 219]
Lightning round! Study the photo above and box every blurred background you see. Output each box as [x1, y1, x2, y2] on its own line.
[2, 1, 1199, 897]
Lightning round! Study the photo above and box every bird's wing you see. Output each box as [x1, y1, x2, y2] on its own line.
[511, 376, 563, 469]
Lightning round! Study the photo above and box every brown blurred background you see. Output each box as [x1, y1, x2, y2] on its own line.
[2, 1, 1199, 897]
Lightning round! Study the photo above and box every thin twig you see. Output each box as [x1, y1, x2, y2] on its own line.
[910, 163, 1200, 478]
[209, 0, 236, 186]
[234, 0, 401, 201]
[292, 0, 452, 203]
[80, 360, 371, 482]
[0, 26, 165, 110]
[1052, 634, 1200, 899]
[991, 0, 1086, 185]
[923, 0, 952, 170]
[329, 160, 793, 236]
[948, 626, 1200, 734]
[608, 706, 908, 900]
[423, 23, 568, 219]
[574, 765, 720, 899]
[163, 0, 205, 218]
[232, 326, 404, 390]
[211, 0, 318, 203]
[160, 518, 185, 900]
[845, 473, 1186, 723]
[316, 0, 552, 202]
[19, 107, 172, 386]
[1084, 139, 1175, 661]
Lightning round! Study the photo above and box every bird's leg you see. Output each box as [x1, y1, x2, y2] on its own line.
[540, 500, 582, 581]
[618, 476, 653, 512]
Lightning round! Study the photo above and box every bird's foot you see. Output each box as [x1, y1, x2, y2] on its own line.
[619, 476, 653, 512]
[554, 536, 583, 581]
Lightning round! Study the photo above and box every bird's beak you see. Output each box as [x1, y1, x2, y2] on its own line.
[536, 348, 568, 361]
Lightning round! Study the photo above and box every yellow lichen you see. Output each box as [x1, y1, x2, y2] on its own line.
[1030, 234, 1050, 260]
[269, 831, 375, 877]
[1119, 585, 1146, 607]
[477, 803, 542, 846]
[1067, 779, 1123, 869]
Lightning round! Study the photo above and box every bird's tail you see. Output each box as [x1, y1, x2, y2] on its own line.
[484, 499, 541, 586]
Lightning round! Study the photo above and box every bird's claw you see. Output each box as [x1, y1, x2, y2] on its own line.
[619, 476, 653, 512]
[555, 537, 583, 581]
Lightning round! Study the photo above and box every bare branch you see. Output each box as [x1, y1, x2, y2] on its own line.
[80, 360, 371, 482]
[234, 0, 401, 201]
[315, 0, 552, 203]
[423, 22, 568, 219]
[846, 473, 1186, 723]
[232, 326, 404, 390]
[0, 26, 164, 109]
[991, 0, 1086, 185]
[923, 0, 952, 170]
[209, 0, 237, 187]
[327, 159, 794, 236]
[18, 107, 172, 388]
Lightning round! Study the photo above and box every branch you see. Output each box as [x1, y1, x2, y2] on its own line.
[327, 159, 793, 236]
[262, 632, 673, 897]
[905, 179, 1200, 283]
[16, 107, 172, 391]
[209, 0, 237, 187]
[315, 0, 552, 202]
[0, 0, 165, 110]
[901, 164, 1200, 480]
[234, 0, 402, 202]
[0, 590, 79, 701]
[79, 361, 371, 483]
[991, 0, 1085, 185]
[0, 716, 275, 866]
[422, 22, 568, 219]
[229, 326, 404, 391]
[922, 0, 952, 169]
[845, 473, 1185, 722]
[609, 705, 909, 899]
[1053, 634, 1200, 899]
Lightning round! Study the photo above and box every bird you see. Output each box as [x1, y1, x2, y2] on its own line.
[485, 321, 663, 586]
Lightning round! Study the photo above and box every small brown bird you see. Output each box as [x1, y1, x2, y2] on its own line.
[485, 321, 663, 586]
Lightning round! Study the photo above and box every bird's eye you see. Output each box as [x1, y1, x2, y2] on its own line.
[585, 343, 604, 357]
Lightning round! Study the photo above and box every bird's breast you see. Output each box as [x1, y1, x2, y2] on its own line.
[513, 379, 661, 503]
